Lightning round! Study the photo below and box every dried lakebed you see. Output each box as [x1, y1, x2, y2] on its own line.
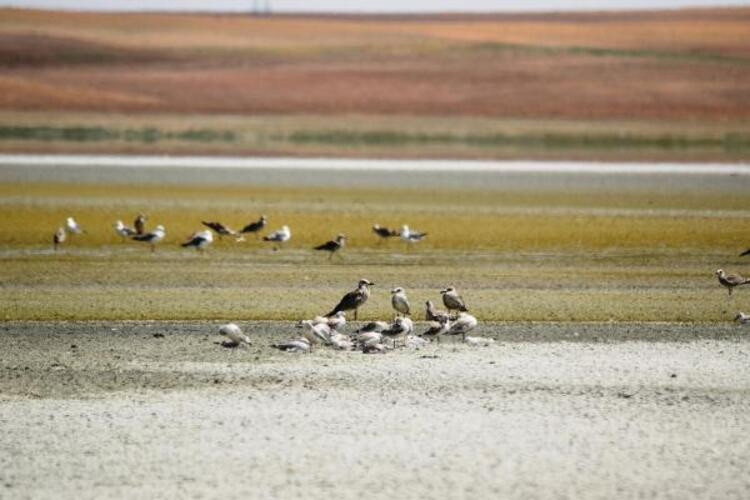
[1, 321, 749, 499]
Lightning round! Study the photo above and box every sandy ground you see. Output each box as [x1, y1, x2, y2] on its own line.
[1, 321, 750, 499]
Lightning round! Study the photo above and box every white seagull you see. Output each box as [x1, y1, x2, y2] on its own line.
[218, 323, 251, 348]
[400, 225, 427, 245]
[114, 220, 137, 240]
[66, 216, 83, 234]
[298, 319, 331, 347]
[421, 316, 450, 344]
[181, 230, 214, 252]
[391, 287, 411, 317]
[272, 337, 310, 353]
[381, 316, 413, 348]
[447, 312, 478, 341]
[263, 225, 291, 250]
[132, 225, 166, 252]
[735, 312, 750, 325]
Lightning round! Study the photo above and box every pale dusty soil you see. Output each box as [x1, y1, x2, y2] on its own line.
[1, 321, 749, 499]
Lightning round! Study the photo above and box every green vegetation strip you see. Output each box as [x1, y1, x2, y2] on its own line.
[0, 125, 235, 143]
[287, 130, 750, 152]
[472, 42, 750, 65]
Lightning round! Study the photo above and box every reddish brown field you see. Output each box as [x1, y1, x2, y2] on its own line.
[1, 7, 749, 121]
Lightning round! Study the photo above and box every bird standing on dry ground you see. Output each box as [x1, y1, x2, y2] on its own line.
[421, 315, 450, 344]
[425, 300, 451, 322]
[400, 225, 427, 246]
[441, 286, 468, 313]
[447, 312, 478, 341]
[134, 213, 147, 236]
[218, 323, 251, 348]
[132, 225, 166, 252]
[381, 316, 413, 348]
[181, 230, 213, 252]
[263, 225, 291, 250]
[326, 278, 375, 320]
[391, 287, 411, 317]
[66, 216, 83, 235]
[241, 215, 268, 238]
[53, 227, 66, 251]
[715, 269, 750, 296]
[114, 220, 136, 240]
[314, 234, 346, 260]
[734, 312, 750, 325]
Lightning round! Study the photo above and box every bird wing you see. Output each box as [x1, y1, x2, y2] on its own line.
[327, 290, 365, 316]
[314, 240, 336, 251]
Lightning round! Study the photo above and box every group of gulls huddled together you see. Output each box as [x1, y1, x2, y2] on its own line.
[52, 216, 426, 256]
[218, 279, 493, 354]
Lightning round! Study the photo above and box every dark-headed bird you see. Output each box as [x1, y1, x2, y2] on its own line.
[132, 225, 166, 252]
[441, 286, 468, 313]
[181, 230, 213, 252]
[314, 234, 346, 260]
[326, 278, 375, 320]
[716, 269, 750, 296]
[53, 227, 66, 251]
[425, 300, 451, 323]
[134, 213, 147, 236]
[372, 224, 399, 240]
[202, 221, 243, 241]
[241, 215, 268, 238]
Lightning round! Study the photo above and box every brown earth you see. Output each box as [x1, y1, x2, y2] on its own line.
[1, 8, 749, 120]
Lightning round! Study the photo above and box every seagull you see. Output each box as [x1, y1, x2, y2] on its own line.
[715, 269, 750, 296]
[355, 320, 389, 334]
[53, 227, 66, 251]
[400, 225, 427, 245]
[202, 221, 244, 241]
[735, 312, 750, 324]
[312, 311, 346, 332]
[381, 317, 413, 348]
[372, 224, 399, 240]
[441, 286, 468, 313]
[218, 323, 251, 348]
[241, 215, 268, 238]
[263, 225, 291, 250]
[447, 312, 478, 341]
[740, 249, 750, 257]
[134, 213, 147, 235]
[329, 331, 354, 350]
[356, 330, 383, 348]
[425, 300, 451, 322]
[65, 217, 83, 234]
[181, 230, 214, 252]
[391, 287, 411, 317]
[314, 234, 346, 260]
[298, 320, 331, 346]
[132, 225, 166, 252]
[326, 278, 375, 320]
[421, 316, 450, 344]
[272, 337, 310, 353]
[114, 220, 136, 240]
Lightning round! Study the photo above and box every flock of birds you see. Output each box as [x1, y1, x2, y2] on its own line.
[217, 279, 492, 354]
[52, 215, 426, 256]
